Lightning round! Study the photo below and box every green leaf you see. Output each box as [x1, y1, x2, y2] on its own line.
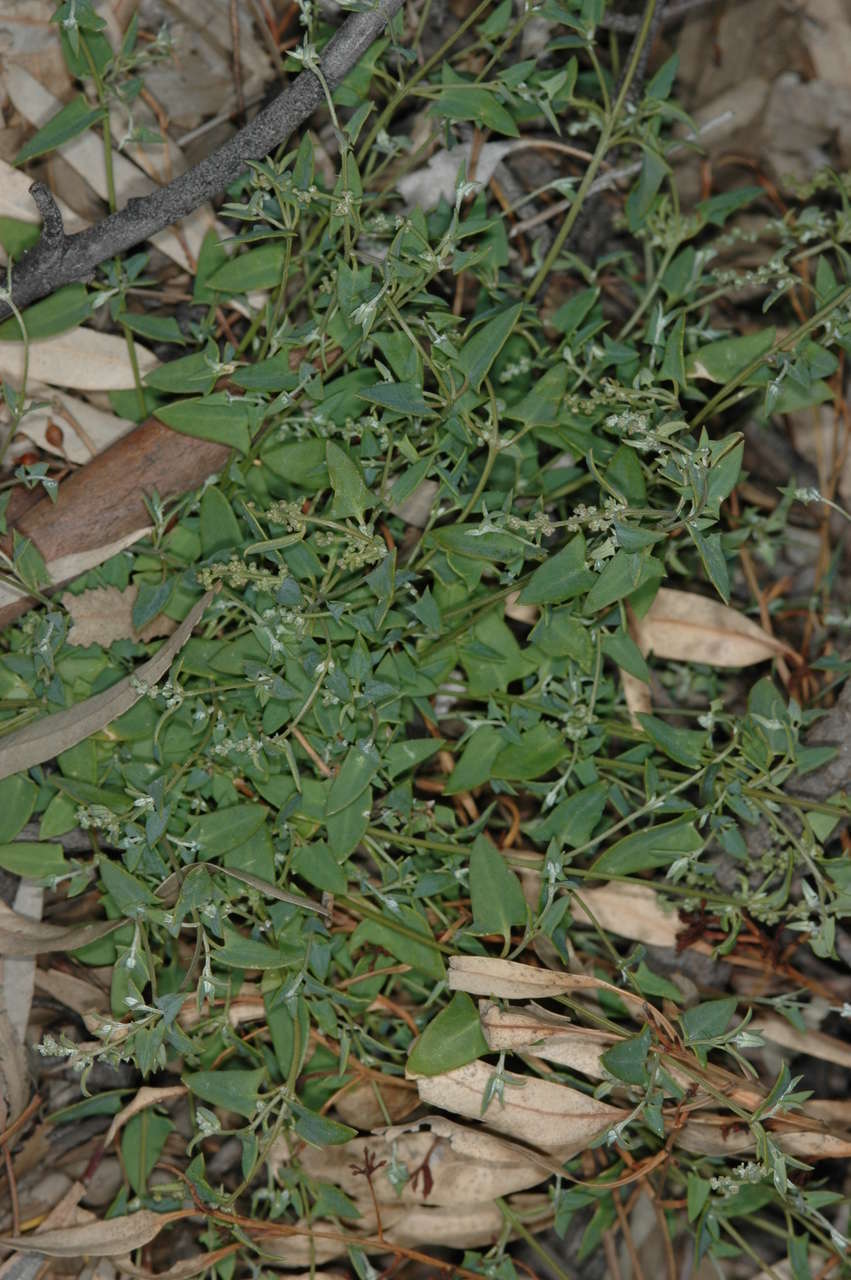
[602, 629, 650, 682]
[99, 858, 157, 914]
[207, 244, 286, 293]
[637, 714, 705, 768]
[687, 329, 775, 382]
[200, 486, 242, 556]
[626, 151, 668, 231]
[327, 741, 380, 814]
[635, 961, 681, 1002]
[583, 551, 664, 615]
[121, 1111, 173, 1196]
[184, 1068, 265, 1118]
[491, 723, 568, 780]
[350, 904, 445, 981]
[121, 313, 186, 346]
[687, 1172, 711, 1222]
[216, 924, 299, 969]
[407, 992, 489, 1076]
[154, 395, 254, 453]
[187, 803, 266, 857]
[518, 534, 593, 605]
[292, 842, 347, 894]
[446, 725, 503, 794]
[469, 834, 527, 944]
[0, 285, 92, 342]
[430, 525, 527, 563]
[601, 1025, 651, 1085]
[291, 1101, 357, 1146]
[0, 774, 36, 842]
[359, 382, 432, 416]
[534, 782, 607, 847]
[454, 303, 523, 391]
[592, 818, 703, 875]
[16, 96, 104, 165]
[0, 841, 66, 877]
[687, 524, 730, 602]
[681, 996, 737, 1046]
[326, 441, 373, 521]
[660, 313, 686, 386]
[144, 347, 218, 395]
[0, 217, 40, 261]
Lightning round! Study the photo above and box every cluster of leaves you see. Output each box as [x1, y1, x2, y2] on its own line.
[3, 0, 851, 1275]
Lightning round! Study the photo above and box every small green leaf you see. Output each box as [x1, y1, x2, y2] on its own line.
[207, 244, 286, 293]
[121, 1111, 173, 1196]
[535, 783, 607, 847]
[154, 395, 254, 453]
[0, 285, 92, 342]
[121, 313, 186, 346]
[184, 1068, 265, 1118]
[327, 741, 380, 813]
[359, 382, 432, 416]
[0, 774, 36, 842]
[602, 629, 650, 683]
[291, 1101, 357, 1146]
[601, 1025, 651, 1085]
[592, 818, 703, 875]
[350, 904, 445, 981]
[0, 841, 66, 877]
[583, 551, 664, 615]
[469, 834, 527, 944]
[637, 714, 706, 769]
[687, 1172, 711, 1222]
[687, 329, 775, 382]
[454, 303, 523, 391]
[681, 997, 737, 1046]
[635, 961, 681, 1003]
[407, 992, 489, 1076]
[99, 859, 157, 914]
[16, 97, 104, 165]
[326, 440, 373, 522]
[216, 925, 300, 969]
[518, 534, 593, 605]
[200, 487, 242, 556]
[688, 524, 730, 602]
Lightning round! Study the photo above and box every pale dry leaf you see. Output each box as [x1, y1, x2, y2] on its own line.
[0, 1007, 28, 1128]
[112, 1249, 242, 1280]
[397, 140, 516, 209]
[0, 1209, 187, 1257]
[2, 880, 42, 1040]
[289, 1119, 551, 1206]
[634, 588, 793, 667]
[0, 901, 119, 958]
[0, 589, 213, 781]
[0, 526, 155, 616]
[33, 967, 106, 1015]
[677, 1119, 851, 1160]
[103, 1085, 188, 1149]
[569, 881, 681, 948]
[504, 591, 539, 625]
[411, 1060, 626, 1154]
[0, 1180, 88, 1280]
[0, 328, 157, 393]
[479, 1001, 615, 1079]
[0, 158, 85, 243]
[751, 1013, 851, 1070]
[333, 1076, 419, 1129]
[62, 586, 178, 648]
[621, 666, 652, 726]
[389, 478, 439, 529]
[16, 391, 135, 465]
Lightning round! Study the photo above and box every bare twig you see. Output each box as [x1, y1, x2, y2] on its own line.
[0, 0, 405, 321]
[599, 0, 719, 31]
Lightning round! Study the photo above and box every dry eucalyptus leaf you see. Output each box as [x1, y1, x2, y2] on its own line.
[0, 1007, 28, 1128]
[569, 882, 680, 948]
[17, 392, 135, 465]
[479, 1001, 615, 1079]
[0, 526, 155, 617]
[0, 899, 121, 958]
[411, 1060, 626, 1154]
[112, 1248, 241, 1280]
[103, 1085, 188, 1149]
[634, 588, 793, 667]
[0, 590, 213, 781]
[677, 1119, 851, 1161]
[0, 327, 157, 392]
[752, 1013, 851, 1069]
[33, 967, 105, 1015]
[292, 1118, 550, 1206]
[397, 140, 516, 209]
[63, 586, 178, 648]
[621, 665, 652, 725]
[1, 880, 41, 1041]
[333, 1076, 420, 1129]
[0, 1208, 187, 1257]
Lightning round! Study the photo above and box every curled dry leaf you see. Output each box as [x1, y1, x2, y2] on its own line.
[677, 1119, 851, 1161]
[0, 1208, 188, 1257]
[63, 585, 178, 648]
[33, 967, 106, 1015]
[633, 588, 794, 667]
[480, 1001, 615, 1080]
[0, 589, 213, 781]
[569, 881, 681, 948]
[103, 1085, 188, 1149]
[411, 1060, 626, 1155]
[0, 899, 120, 958]
[16, 391, 134, 465]
[2, 880, 42, 1041]
[112, 1247, 241, 1280]
[0, 527, 155, 617]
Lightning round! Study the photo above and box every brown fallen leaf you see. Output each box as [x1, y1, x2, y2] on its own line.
[0, 589, 213, 781]
[677, 1119, 851, 1161]
[1, 880, 41, 1041]
[112, 1247, 241, 1280]
[411, 1060, 626, 1155]
[333, 1076, 420, 1129]
[621, 666, 652, 726]
[480, 1001, 615, 1079]
[103, 1085, 188, 1149]
[16, 390, 135, 465]
[569, 882, 681, 948]
[63, 585, 178, 648]
[751, 1013, 851, 1070]
[0, 327, 157, 392]
[0, 899, 120, 958]
[633, 588, 794, 667]
[0, 1208, 188, 1257]
[33, 967, 106, 1015]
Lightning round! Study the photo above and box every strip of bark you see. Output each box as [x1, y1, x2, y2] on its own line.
[0, 0, 404, 320]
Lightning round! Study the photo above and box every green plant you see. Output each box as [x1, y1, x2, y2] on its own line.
[2, 0, 851, 1276]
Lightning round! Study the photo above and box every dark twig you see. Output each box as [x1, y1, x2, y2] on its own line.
[599, 0, 719, 32]
[0, 0, 405, 321]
